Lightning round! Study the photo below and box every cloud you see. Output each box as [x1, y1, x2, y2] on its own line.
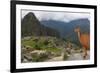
[22, 10, 90, 22]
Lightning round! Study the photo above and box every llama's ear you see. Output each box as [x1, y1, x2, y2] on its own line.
[76, 25, 80, 28]
[74, 28, 77, 32]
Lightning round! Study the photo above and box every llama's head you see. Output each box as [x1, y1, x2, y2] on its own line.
[74, 27, 80, 32]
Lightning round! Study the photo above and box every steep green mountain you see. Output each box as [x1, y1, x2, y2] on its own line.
[21, 12, 60, 37]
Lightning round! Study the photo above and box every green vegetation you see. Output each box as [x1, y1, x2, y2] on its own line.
[32, 53, 49, 62]
[63, 53, 69, 60]
[22, 36, 62, 52]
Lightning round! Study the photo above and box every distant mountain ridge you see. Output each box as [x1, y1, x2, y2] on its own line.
[41, 19, 90, 38]
[41, 18, 90, 45]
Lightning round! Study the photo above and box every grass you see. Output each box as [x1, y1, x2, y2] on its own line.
[22, 36, 62, 53]
[22, 39, 36, 49]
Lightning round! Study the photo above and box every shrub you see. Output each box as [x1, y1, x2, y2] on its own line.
[34, 44, 41, 50]
[63, 53, 68, 60]
[32, 53, 49, 62]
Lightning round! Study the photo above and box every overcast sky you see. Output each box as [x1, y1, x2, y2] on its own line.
[22, 10, 90, 22]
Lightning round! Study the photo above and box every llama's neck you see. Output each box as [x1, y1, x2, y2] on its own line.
[77, 31, 81, 41]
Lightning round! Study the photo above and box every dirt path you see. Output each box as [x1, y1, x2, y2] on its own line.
[67, 51, 90, 60]
[46, 53, 64, 62]
[46, 51, 90, 62]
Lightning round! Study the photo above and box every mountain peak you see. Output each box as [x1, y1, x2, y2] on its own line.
[21, 12, 60, 37]
[23, 12, 37, 20]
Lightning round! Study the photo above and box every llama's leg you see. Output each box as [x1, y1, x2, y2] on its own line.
[83, 48, 87, 59]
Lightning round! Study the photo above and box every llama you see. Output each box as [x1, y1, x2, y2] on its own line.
[74, 27, 90, 59]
